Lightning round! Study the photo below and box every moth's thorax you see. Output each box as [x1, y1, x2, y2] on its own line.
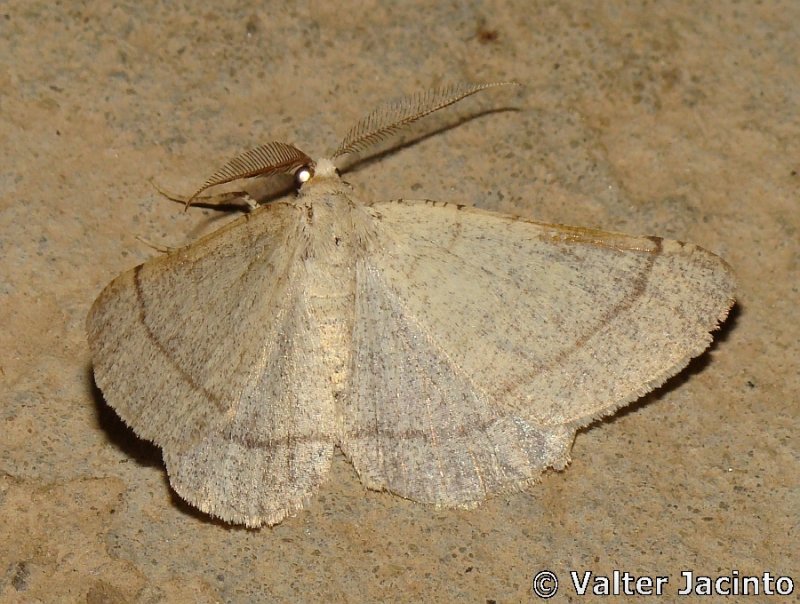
[295, 171, 377, 258]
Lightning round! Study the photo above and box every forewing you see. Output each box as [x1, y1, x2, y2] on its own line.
[87, 203, 335, 526]
[341, 200, 734, 506]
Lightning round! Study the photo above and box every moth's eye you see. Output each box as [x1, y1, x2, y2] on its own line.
[294, 165, 313, 187]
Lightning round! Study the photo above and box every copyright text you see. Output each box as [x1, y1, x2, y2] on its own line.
[530, 569, 794, 599]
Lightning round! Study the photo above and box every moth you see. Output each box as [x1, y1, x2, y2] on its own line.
[87, 83, 735, 527]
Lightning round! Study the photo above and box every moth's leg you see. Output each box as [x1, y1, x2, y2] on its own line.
[149, 179, 258, 211]
[187, 190, 258, 211]
[135, 235, 175, 254]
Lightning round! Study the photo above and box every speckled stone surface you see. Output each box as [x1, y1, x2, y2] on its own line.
[1, 2, 797, 602]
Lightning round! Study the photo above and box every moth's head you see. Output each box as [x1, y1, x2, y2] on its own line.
[293, 158, 344, 197]
[295, 157, 339, 189]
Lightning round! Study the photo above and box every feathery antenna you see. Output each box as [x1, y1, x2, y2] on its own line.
[182, 83, 518, 208]
[187, 142, 312, 205]
[331, 81, 519, 159]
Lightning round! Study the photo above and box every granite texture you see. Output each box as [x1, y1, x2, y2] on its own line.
[1, 1, 796, 602]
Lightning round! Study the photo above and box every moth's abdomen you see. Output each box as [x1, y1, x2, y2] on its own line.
[307, 287, 354, 394]
[301, 201, 360, 395]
